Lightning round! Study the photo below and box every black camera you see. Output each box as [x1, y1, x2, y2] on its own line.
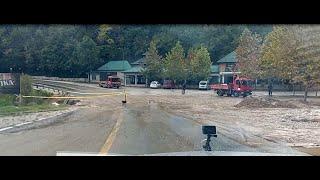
[202, 125, 217, 151]
[202, 125, 217, 136]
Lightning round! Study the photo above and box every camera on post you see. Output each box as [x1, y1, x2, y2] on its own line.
[202, 125, 217, 136]
[202, 125, 217, 151]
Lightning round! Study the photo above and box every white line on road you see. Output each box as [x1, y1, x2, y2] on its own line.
[0, 126, 14, 132]
[15, 122, 32, 127]
[35, 117, 47, 122]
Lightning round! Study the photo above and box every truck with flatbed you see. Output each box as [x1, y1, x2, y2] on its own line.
[211, 75, 254, 97]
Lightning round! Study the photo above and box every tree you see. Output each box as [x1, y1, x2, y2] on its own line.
[235, 28, 263, 79]
[0, 24, 273, 78]
[260, 25, 320, 101]
[97, 24, 113, 44]
[72, 35, 100, 77]
[188, 45, 211, 83]
[141, 39, 163, 84]
[163, 41, 187, 84]
[291, 25, 320, 101]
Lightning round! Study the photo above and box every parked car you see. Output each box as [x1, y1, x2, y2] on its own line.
[150, 81, 161, 89]
[163, 80, 175, 89]
[199, 80, 209, 90]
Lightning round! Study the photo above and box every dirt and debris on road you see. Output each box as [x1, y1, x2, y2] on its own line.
[125, 88, 320, 154]
[234, 95, 320, 109]
[234, 96, 301, 108]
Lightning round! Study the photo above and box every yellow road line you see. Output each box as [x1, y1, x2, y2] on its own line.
[66, 92, 124, 95]
[99, 109, 124, 154]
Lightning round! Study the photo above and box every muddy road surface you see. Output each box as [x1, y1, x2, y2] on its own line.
[0, 80, 311, 155]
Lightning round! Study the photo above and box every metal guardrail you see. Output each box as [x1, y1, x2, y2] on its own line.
[32, 83, 69, 96]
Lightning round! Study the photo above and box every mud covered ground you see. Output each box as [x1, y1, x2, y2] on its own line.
[125, 88, 320, 155]
[1, 79, 318, 155]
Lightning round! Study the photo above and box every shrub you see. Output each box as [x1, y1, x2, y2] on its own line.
[0, 94, 16, 106]
[19, 74, 53, 105]
[28, 89, 53, 104]
[20, 74, 33, 96]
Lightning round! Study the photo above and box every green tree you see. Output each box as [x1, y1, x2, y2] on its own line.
[260, 26, 298, 80]
[97, 24, 113, 44]
[141, 39, 163, 84]
[72, 35, 100, 76]
[188, 45, 211, 83]
[163, 41, 187, 84]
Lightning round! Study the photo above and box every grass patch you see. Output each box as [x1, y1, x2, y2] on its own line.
[0, 104, 67, 117]
[0, 89, 67, 116]
[0, 94, 17, 106]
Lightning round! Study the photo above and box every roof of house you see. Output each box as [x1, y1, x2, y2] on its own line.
[123, 65, 144, 73]
[97, 60, 132, 71]
[217, 51, 237, 64]
[131, 57, 146, 65]
[211, 65, 219, 73]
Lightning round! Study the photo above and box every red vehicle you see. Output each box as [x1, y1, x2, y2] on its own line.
[211, 75, 254, 97]
[99, 76, 121, 88]
[162, 80, 175, 89]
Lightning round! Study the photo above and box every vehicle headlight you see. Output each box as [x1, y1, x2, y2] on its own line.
[237, 88, 241, 91]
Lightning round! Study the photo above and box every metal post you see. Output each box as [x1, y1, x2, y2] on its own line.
[203, 134, 212, 151]
[135, 74, 137, 86]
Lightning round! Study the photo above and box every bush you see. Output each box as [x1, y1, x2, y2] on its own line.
[22, 89, 54, 105]
[19, 74, 53, 105]
[0, 94, 16, 106]
[20, 74, 33, 96]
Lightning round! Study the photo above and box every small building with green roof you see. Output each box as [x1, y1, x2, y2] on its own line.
[123, 57, 147, 86]
[90, 60, 132, 84]
[216, 51, 241, 83]
[90, 50, 242, 86]
[90, 58, 147, 86]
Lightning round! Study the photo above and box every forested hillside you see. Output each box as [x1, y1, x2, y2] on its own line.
[0, 24, 272, 77]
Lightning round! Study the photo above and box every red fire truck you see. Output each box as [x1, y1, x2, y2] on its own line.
[99, 76, 121, 88]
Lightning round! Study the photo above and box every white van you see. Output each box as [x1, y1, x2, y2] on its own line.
[199, 81, 209, 90]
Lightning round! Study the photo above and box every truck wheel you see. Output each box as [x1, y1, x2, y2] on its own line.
[217, 90, 224, 96]
[234, 92, 240, 97]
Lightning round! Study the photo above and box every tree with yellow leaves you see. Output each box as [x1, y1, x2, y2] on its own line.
[260, 25, 320, 101]
[235, 28, 262, 79]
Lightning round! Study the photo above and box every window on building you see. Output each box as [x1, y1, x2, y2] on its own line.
[225, 64, 235, 72]
[137, 75, 145, 84]
[126, 75, 135, 84]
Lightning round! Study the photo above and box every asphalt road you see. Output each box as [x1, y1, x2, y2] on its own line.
[108, 102, 258, 155]
[0, 107, 119, 155]
[0, 80, 307, 155]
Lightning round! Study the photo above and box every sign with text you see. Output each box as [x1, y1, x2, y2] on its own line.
[0, 73, 20, 94]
